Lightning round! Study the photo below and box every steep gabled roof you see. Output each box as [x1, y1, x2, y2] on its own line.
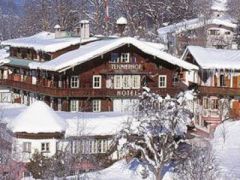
[158, 17, 236, 42]
[183, 46, 240, 69]
[1, 32, 98, 53]
[29, 37, 198, 72]
[9, 101, 67, 134]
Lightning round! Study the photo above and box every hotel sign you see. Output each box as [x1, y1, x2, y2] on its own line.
[110, 64, 142, 70]
[116, 90, 139, 96]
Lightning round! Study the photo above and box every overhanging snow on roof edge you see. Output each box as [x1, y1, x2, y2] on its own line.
[29, 37, 198, 72]
[183, 46, 240, 70]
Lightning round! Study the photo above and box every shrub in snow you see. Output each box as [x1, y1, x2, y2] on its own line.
[117, 89, 193, 180]
[174, 144, 218, 180]
[26, 151, 53, 179]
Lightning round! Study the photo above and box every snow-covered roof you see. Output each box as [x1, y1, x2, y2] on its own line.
[1, 103, 128, 137]
[8, 101, 67, 134]
[183, 46, 240, 69]
[1, 32, 98, 53]
[29, 37, 198, 71]
[212, 0, 228, 12]
[60, 111, 128, 137]
[158, 17, 236, 42]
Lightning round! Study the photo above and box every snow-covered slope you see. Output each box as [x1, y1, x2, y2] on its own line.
[212, 120, 240, 178]
[67, 158, 155, 180]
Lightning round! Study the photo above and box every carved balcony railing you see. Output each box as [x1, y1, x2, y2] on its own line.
[198, 86, 240, 96]
[0, 79, 183, 98]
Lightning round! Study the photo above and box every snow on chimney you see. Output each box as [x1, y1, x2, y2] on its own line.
[116, 17, 127, 37]
[54, 24, 68, 39]
[80, 20, 90, 40]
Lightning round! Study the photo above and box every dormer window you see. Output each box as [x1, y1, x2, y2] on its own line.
[110, 53, 130, 63]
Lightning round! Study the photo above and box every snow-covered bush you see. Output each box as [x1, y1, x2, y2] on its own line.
[117, 89, 193, 180]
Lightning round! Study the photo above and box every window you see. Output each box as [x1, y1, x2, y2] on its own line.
[211, 99, 219, 109]
[92, 100, 101, 112]
[114, 75, 122, 89]
[110, 53, 119, 63]
[41, 142, 50, 152]
[225, 31, 231, 35]
[114, 75, 141, 89]
[70, 100, 79, 112]
[132, 75, 141, 89]
[220, 75, 225, 87]
[158, 75, 167, 88]
[110, 53, 130, 63]
[93, 75, 102, 89]
[70, 76, 79, 88]
[203, 98, 209, 109]
[209, 29, 220, 35]
[122, 75, 131, 89]
[23, 142, 31, 153]
[121, 53, 130, 63]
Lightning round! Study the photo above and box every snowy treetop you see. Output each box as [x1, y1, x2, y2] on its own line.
[0, 48, 9, 60]
[8, 101, 67, 134]
[1, 32, 98, 53]
[212, 0, 228, 12]
[184, 46, 240, 69]
[29, 37, 198, 72]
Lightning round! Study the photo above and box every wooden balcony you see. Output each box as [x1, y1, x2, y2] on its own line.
[0, 79, 183, 98]
[198, 86, 240, 96]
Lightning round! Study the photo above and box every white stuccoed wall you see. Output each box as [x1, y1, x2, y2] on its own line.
[12, 137, 59, 162]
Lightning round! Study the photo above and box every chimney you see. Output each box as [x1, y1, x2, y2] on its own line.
[54, 24, 68, 38]
[116, 17, 127, 37]
[80, 20, 90, 40]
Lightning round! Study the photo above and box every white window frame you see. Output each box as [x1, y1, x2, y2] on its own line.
[121, 53, 130, 63]
[70, 76, 79, 88]
[122, 75, 131, 89]
[211, 98, 219, 110]
[23, 142, 31, 153]
[114, 75, 122, 89]
[92, 99, 101, 112]
[41, 142, 50, 153]
[203, 97, 209, 109]
[70, 100, 79, 112]
[158, 75, 167, 88]
[132, 75, 141, 89]
[93, 75, 102, 89]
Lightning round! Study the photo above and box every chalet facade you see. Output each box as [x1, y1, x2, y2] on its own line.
[10, 101, 66, 163]
[158, 0, 237, 55]
[0, 35, 198, 112]
[182, 46, 240, 133]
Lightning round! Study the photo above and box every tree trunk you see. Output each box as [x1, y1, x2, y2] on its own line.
[155, 166, 163, 180]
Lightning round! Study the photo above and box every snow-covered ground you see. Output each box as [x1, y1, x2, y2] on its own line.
[212, 120, 240, 179]
[66, 158, 155, 180]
